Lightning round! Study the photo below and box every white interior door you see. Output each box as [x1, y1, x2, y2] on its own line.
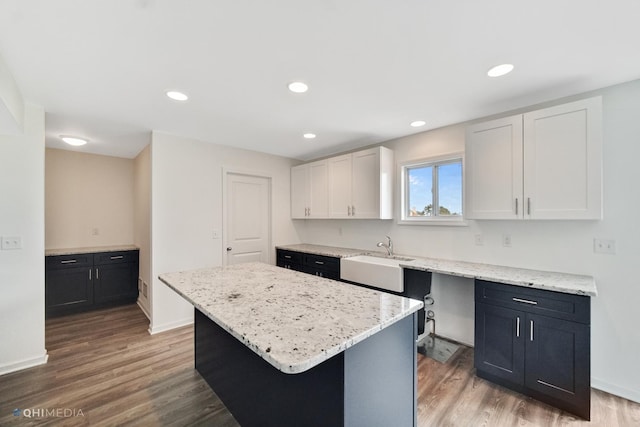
[224, 172, 271, 265]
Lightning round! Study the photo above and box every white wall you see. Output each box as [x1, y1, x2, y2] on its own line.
[45, 148, 135, 249]
[297, 79, 640, 403]
[149, 132, 299, 334]
[0, 104, 46, 374]
[134, 143, 152, 317]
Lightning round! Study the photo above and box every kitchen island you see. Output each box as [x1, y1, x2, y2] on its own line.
[159, 262, 423, 427]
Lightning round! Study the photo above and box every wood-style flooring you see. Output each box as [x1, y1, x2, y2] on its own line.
[0, 304, 638, 426]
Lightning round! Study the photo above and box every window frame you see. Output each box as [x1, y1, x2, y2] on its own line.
[398, 153, 467, 226]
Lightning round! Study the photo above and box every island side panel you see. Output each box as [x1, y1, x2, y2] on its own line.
[194, 308, 345, 427]
[344, 313, 417, 427]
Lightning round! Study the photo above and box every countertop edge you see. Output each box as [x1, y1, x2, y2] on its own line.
[46, 245, 140, 256]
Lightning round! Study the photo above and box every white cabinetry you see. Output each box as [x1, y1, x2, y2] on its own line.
[465, 97, 602, 220]
[291, 160, 328, 218]
[328, 147, 393, 219]
[292, 147, 393, 219]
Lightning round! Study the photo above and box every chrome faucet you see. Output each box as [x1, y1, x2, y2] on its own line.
[376, 236, 393, 256]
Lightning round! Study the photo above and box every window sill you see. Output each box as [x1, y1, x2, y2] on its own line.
[397, 218, 469, 227]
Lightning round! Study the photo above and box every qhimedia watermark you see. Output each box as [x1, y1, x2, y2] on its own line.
[13, 408, 85, 418]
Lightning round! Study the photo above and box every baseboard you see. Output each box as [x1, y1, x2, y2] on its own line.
[0, 352, 49, 376]
[148, 317, 193, 335]
[592, 377, 640, 404]
[136, 299, 151, 320]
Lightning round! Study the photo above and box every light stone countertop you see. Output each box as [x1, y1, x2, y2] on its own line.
[159, 262, 423, 374]
[45, 245, 139, 256]
[276, 244, 368, 258]
[276, 244, 597, 297]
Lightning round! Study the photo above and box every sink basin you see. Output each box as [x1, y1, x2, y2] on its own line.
[340, 255, 414, 292]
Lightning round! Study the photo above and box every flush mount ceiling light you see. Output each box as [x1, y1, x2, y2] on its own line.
[303, 133, 316, 139]
[410, 120, 426, 127]
[60, 135, 88, 146]
[166, 90, 189, 101]
[487, 63, 514, 77]
[288, 81, 309, 93]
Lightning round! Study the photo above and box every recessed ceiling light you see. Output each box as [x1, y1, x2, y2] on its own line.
[303, 133, 316, 139]
[60, 135, 88, 146]
[487, 63, 514, 77]
[166, 90, 189, 101]
[410, 120, 426, 127]
[288, 82, 309, 93]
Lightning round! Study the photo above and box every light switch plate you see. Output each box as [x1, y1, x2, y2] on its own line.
[594, 238, 616, 254]
[1, 236, 22, 250]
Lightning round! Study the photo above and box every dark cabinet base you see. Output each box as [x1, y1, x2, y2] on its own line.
[195, 308, 417, 427]
[46, 249, 139, 318]
[474, 280, 591, 420]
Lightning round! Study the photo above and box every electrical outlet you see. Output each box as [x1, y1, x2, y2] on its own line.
[475, 234, 483, 246]
[502, 234, 512, 247]
[594, 238, 616, 254]
[1, 236, 22, 250]
[213, 230, 221, 239]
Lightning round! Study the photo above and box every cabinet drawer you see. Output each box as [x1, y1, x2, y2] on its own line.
[276, 249, 303, 265]
[46, 254, 93, 270]
[94, 250, 139, 265]
[303, 254, 340, 271]
[475, 280, 590, 324]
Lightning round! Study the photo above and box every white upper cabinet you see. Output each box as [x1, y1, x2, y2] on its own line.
[290, 160, 328, 218]
[292, 147, 393, 219]
[465, 96, 602, 220]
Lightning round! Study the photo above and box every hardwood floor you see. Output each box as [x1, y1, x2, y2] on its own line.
[1, 304, 638, 426]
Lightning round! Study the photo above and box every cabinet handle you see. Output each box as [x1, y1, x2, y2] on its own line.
[530, 320, 534, 341]
[89, 268, 91, 280]
[61, 259, 77, 264]
[516, 316, 520, 338]
[352, 205, 355, 216]
[527, 198, 531, 215]
[319, 272, 323, 277]
[96, 268, 99, 280]
[515, 198, 518, 215]
[307, 207, 310, 216]
[512, 297, 538, 305]
[347, 205, 351, 216]
[284, 255, 292, 259]
[315, 261, 324, 265]
[110, 255, 124, 260]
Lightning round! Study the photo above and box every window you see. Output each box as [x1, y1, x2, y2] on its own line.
[400, 155, 464, 224]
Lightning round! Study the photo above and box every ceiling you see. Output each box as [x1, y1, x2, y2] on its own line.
[1, 0, 639, 160]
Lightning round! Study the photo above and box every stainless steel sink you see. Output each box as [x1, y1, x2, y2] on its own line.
[340, 255, 414, 292]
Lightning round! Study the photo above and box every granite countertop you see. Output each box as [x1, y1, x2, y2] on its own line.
[45, 245, 139, 256]
[276, 243, 597, 296]
[276, 244, 368, 258]
[159, 262, 422, 374]
[401, 258, 597, 296]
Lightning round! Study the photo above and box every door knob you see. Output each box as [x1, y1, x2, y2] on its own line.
[226, 247, 232, 251]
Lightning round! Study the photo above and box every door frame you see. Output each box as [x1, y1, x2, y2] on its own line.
[221, 167, 273, 266]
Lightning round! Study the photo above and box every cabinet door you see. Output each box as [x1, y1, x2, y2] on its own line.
[523, 97, 602, 219]
[291, 165, 308, 218]
[474, 302, 525, 384]
[465, 115, 524, 219]
[351, 148, 380, 218]
[94, 263, 137, 303]
[525, 313, 591, 419]
[45, 267, 93, 316]
[328, 154, 353, 218]
[308, 161, 328, 218]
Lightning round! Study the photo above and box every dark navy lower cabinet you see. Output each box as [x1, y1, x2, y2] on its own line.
[474, 280, 591, 420]
[46, 250, 139, 317]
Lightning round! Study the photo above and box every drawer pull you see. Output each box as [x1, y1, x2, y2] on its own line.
[516, 316, 520, 338]
[315, 261, 324, 265]
[512, 297, 538, 305]
[284, 255, 292, 259]
[61, 260, 77, 264]
[110, 255, 124, 260]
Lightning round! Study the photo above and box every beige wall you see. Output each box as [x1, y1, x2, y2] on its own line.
[45, 148, 134, 249]
[134, 144, 151, 317]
